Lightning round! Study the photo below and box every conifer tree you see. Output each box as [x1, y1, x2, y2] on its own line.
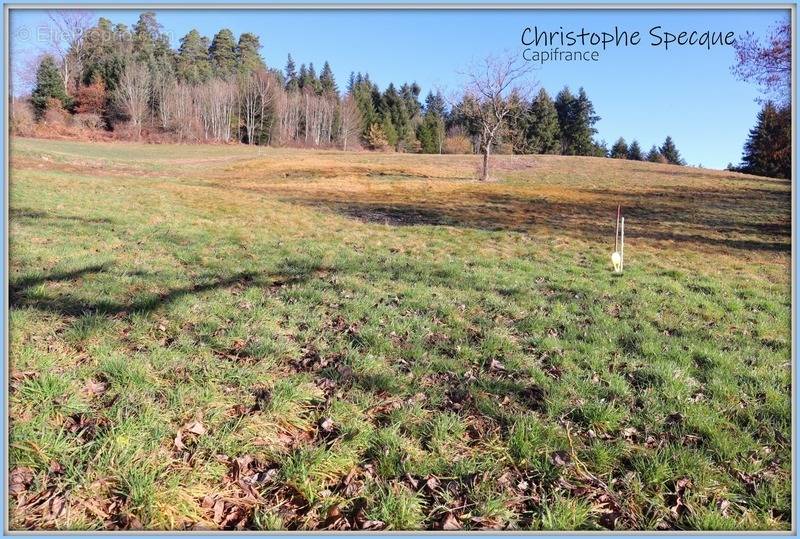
[570, 88, 600, 155]
[627, 139, 643, 161]
[554, 86, 575, 153]
[319, 61, 337, 95]
[592, 139, 609, 157]
[285, 54, 298, 91]
[176, 30, 211, 84]
[417, 91, 446, 153]
[380, 115, 398, 148]
[209, 28, 237, 77]
[740, 101, 791, 179]
[525, 88, 560, 154]
[610, 137, 628, 159]
[79, 17, 132, 91]
[131, 12, 160, 64]
[659, 136, 685, 165]
[32, 55, 72, 118]
[236, 33, 266, 74]
[646, 145, 663, 163]
[424, 91, 446, 118]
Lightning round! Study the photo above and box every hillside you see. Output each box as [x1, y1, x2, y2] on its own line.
[8, 137, 791, 530]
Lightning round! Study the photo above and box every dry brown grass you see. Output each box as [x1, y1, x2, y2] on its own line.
[204, 149, 790, 274]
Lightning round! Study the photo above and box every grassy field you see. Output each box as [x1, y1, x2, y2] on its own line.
[8, 137, 792, 531]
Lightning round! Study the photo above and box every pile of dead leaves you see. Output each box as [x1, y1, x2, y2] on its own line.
[196, 455, 280, 530]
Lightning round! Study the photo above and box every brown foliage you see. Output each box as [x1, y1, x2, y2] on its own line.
[10, 100, 36, 136]
[42, 98, 69, 127]
[74, 76, 107, 115]
[366, 123, 389, 151]
[443, 134, 472, 154]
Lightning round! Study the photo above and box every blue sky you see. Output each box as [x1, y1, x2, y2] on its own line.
[9, 8, 789, 168]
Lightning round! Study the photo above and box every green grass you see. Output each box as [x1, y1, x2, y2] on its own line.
[8, 137, 791, 530]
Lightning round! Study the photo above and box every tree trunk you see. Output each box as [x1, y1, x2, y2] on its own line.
[481, 144, 490, 181]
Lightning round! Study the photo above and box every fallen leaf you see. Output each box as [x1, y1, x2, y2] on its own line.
[361, 520, 386, 530]
[9, 466, 34, 496]
[489, 359, 505, 372]
[552, 451, 571, 467]
[184, 420, 206, 436]
[441, 512, 461, 530]
[213, 499, 225, 524]
[319, 417, 335, 433]
[83, 380, 108, 396]
[175, 419, 206, 451]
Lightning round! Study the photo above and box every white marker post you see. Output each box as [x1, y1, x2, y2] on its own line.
[620, 217, 625, 272]
[611, 205, 622, 273]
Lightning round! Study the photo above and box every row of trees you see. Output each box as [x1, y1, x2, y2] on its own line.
[608, 136, 684, 165]
[20, 11, 691, 178]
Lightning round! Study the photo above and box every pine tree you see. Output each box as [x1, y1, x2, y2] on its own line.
[131, 12, 160, 64]
[319, 61, 337, 95]
[554, 86, 575, 153]
[176, 30, 211, 84]
[646, 145, 663, 163]
[236, 33, 265, 74]
[79, 17, 132, 91]
[592, 139, 609, 157]
[400, 83, 422, 119]
[209, 29, 237, 78]
[570, 88, 600, 155]
[381, 115, 398, 149]
[740, 101, 791, 179]
[610, 137, 628, 159]
[659, 136, 685, 165]
[424, 91, 446, 118]
[525, 88, 560, 154]
[418, 91, 446, 154]
[32, 55, 71, 118]
[285, 54, 298, 91]
[627, 140, 643, 161]
[131, 12, 172, 75]
[351, 77, 379, 142]
[307, 63, 322, 93]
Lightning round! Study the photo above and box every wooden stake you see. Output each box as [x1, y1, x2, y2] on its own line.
[615, 205, 621, 252]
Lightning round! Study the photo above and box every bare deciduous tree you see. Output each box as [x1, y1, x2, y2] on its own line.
[46, 10, 93, 94]
[195, 79, 237, 142]
[240, 69, 279, 145]
[460, 53, 535, 181]
[115, 62, 151, 138]
[732, 20, 791, 104]
[338, 94, 362, 151]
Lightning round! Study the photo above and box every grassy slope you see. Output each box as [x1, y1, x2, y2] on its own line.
[8, 137, 791, 530]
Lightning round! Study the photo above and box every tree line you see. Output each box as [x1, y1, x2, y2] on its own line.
[17, 11, 690, 166]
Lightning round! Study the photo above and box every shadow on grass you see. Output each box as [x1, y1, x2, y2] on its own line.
[283, 182, 790, 254]
[10, 263, 318, 318]
[10, 207, 115, 225]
